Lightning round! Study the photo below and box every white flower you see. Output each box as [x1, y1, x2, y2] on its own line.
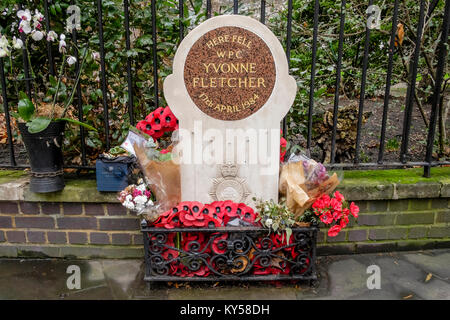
[12, 36, 23, 49]
[67, 56, 77, 65]
[0, 35, 8, 48]
[134, 195, 148, 205]
[136, 184, 146, 192]
[59, 39, 66, 53]
[125, 194, 132, 202]
[265, 218, 273, 227]
[17, 9, 31, 21]
[19, 19, 32, 34]
[33, 9, 44, 22]
[46, 30, 57, 42]
[31, 30, 44, 41]
[122, 200, 135, 210]
[146, 199, 154, 206]
[0, 47, 9, 58]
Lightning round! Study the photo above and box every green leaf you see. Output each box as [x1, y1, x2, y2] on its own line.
[26, 117, 51, 134]
[56, 118, 97, 131]
[286, 227, 292, 245]
[18, 94, 35, 122]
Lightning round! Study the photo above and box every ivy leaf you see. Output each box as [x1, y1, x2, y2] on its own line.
[18, 94, 35, 122]
[26, 117, 51, 134]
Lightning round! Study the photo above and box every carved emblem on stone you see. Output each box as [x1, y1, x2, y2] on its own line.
[210, 163, 250, 203]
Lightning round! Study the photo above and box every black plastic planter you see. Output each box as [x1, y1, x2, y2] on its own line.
[19, 121, 66, 193]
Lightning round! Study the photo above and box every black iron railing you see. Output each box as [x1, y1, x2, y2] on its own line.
[141, 225, 318, 282]
[0, 0, 449, 176]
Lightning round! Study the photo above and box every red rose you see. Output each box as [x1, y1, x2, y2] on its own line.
[328, 225, 342, 237]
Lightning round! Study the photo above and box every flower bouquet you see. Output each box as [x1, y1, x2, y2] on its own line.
[118, 178, 154, 216]
[279, 152, 340, 218]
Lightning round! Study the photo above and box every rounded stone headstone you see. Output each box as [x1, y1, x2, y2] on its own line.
[164, 15, 297, 206]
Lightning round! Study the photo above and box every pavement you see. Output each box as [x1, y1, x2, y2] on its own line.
[0, 249, 449, 300]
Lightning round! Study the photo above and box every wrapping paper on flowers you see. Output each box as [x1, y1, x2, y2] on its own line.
[279, 153, 340, 218]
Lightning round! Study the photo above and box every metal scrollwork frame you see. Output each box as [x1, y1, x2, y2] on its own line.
[141, 225, 318, 282]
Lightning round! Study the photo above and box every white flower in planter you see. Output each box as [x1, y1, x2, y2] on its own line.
[19, 19, 32, 34]
[67, 56, 77, 65]
[12, 37, 23, 49]
[59, 34, 67, 53]
[17, 9, 32, 21]
[265, 218, 273, 227]
[46, 30, 57, 42]
[125, 194, 133, 202]
[31, 30, 44, 41]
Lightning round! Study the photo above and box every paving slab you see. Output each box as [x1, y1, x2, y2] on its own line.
[0, 249, 448, 300]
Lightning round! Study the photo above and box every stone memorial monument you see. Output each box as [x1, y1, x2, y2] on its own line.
[164, 15, 296, 207]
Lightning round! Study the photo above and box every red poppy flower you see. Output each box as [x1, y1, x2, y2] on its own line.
[161, 248, 179, 260]
[179, 210, 196, 227]
[330, 197, 342, 212]
[334, 191, 345, 202]
[203, 214, 221, 228]
[164, 211, 181, 229]
[240, 205, 257, 224]
[350, 202, 359, 218]
[339, 215, 349, 228]
[161, 107, 177, 128]
[320, 211, 333, 224]
[186, 201, 205, 218]
[200, 204, 213, 216]
[328, 225, 342, 237]
[222, 200, 239, 217]
[332, 209, 343, 221]
[211, 233, 228, 254]
[210, 201, 225, 216]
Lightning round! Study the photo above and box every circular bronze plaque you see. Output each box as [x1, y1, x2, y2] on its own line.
[184, 26, 276, 121]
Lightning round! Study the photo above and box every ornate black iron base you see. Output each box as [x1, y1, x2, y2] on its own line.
[141, 225, 318, 283]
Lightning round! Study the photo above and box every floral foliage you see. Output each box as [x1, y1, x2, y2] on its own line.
[311, 191, 359, 237]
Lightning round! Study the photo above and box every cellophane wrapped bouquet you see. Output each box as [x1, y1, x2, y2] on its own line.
[279, 152, 340, 218]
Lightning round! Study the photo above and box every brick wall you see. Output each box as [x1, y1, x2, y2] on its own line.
[0, 171, 449, 258]
[317, 198, 450, 255]
[0, 201, 143, 258]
